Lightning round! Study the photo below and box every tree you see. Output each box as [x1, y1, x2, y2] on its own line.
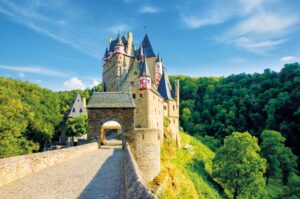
[260, 130, 285, 185]
[260, 130, 297, 185]
[212, 132, 266, 199]
[279, 147, 298, 185]
[66, 115, 88, 145]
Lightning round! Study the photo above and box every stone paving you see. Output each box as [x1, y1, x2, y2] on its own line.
[0, 146, 125, 199]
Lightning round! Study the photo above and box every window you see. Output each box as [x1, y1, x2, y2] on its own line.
[157, 122, 159, 127]
[173, 119, 175, 124]
[164, 106, 167, 110]
[72, 108, 75, 112]
[142, 133, 144, 139]
[131, 81, 134, 86]
[134, 71, 137, 75]
[140, 94, 143, 97]
[132, 94, 136, 99]
[173, 105, 175, 111]
[80, 108, 83, 113]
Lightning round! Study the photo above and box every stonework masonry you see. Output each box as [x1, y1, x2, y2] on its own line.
[87, 108, 135, 142]
[132, 128, 161, 181]
[124, 142, 157, 199]
[0, 143, 98, 186]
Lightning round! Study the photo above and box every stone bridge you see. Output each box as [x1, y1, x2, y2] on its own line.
[0, 142, 156, 199]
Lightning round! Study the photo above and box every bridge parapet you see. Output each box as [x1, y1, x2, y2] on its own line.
[124, 142, 156, 199]
[0, 143, 98, 186]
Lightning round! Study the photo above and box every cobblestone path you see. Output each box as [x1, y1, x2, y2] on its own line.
[0, 146, 125, 199]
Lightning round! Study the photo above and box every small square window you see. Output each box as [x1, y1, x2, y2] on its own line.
[132, 94, 136, 99]
[131, 81, 134, 86]
[164, 106, 167, 110]
[140, 94, 143, 97]
[72, 108, 76, 112]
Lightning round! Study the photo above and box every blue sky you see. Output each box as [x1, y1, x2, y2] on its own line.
[0, 0, 299, 91]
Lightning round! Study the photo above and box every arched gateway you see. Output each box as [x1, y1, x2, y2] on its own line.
[86, 92, 135, 148]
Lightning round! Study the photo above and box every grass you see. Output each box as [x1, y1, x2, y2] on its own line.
[151, 131, 224, 199]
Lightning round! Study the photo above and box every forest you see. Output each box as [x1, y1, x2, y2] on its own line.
[170, 63, 300, 164]
[0, 77, 101, 158]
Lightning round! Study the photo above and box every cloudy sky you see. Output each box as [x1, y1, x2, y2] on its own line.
[0, 0, 299, 91]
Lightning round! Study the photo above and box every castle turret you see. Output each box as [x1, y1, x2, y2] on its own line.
[126, 32, 134, 56]
[139, 51, 152, 90]
[155, 52, 163, 85]
[114, 33, 125, 54]
[102, 47, 109, 64]
[175, 78, 180, 107]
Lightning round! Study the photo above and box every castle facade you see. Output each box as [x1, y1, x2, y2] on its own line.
[102, 32, 180, 143]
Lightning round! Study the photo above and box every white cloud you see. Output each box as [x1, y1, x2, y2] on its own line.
[0, 65, 69, 78]
[19, 72, 25, 78]
[63, 77, 86, 90]
[228, 37, 286, 53]
[139, 6, 160, 14]
[233, 13, 299, 36]
[91, 79, 100, 87]
[106, 24, 130, 34]
[281, 56, 296, 62]
[180, 0, 300, 53]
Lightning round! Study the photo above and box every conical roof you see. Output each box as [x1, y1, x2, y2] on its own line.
[141, 34, 155, 57]
[156, 52, 162, 62]
[157, 70, 173, 100]
[139, 52, 150, 77]
[116, 33, 124, 46]
[104, 48, 108, 58]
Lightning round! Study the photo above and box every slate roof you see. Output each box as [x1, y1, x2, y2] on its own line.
[87, 92, 136, 108]
[116, 33, 124, 46]
[65, 94, 87, 118]
[156, 52, 162, 62]
[139, 52, 151, 77]
[141, 34, 156, 57]
[157, 70, 173, 100]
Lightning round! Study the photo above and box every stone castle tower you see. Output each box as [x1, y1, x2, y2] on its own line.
[102, 32, 180, 143]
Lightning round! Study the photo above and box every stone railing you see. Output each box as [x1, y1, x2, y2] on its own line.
[124, 142, 157, 199]
[0, 142, 98, 186]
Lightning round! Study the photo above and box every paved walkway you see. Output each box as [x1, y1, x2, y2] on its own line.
[0, 146, 125, 199]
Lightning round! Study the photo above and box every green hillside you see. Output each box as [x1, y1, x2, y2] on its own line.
[151, 130, 223, 198]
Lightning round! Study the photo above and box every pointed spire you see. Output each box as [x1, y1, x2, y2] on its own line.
[141, 34, 156, 57]
[140, 52, 150, 77]
[156, 52, 160, 62]
[116, 33, 124, 46]
[138, 44, 144, 61]
[157, 69, 173, 100]
[104, 47, 108, 58]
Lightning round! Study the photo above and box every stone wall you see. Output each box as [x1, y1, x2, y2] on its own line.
[0, 143, 98, 186]
[87, 108, 135, 142]
[124, 142, 157, 199]
[133, 128, 161, 182]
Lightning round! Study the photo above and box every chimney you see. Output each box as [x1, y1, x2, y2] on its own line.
[82, 97, 86, 109]
[175, 78, 180, 107]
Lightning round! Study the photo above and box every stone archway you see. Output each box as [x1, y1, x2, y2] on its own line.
[100, 121, 122, 146]
[86, 92, 136, 147]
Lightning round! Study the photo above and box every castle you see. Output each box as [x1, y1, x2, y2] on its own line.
[102, 32, 180, 141]
[87, 32, 180, 181]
